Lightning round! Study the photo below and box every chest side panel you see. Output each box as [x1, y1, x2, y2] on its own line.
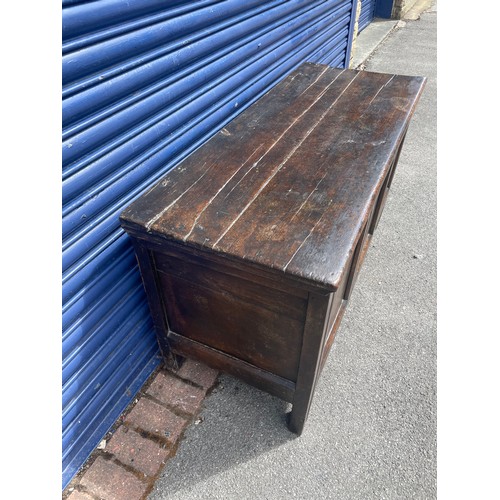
[153, 251, 309, 382]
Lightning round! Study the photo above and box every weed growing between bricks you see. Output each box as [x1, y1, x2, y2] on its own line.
[63, 359, 219, 500]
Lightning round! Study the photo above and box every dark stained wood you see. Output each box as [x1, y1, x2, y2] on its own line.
[120, 62, 426, 434]
[320, 300, 348, 374]
[370, 132, 407, 235]
[288, 292, 330, 435]
[124, 231, 314, 296]
[157, 267, 305, 381]
[167, 331, 295, 402]
[121, 63, 425, 292]
[154, 252, 307, 322]
[326, 254, 352, 335]
[343, 218, 372, 302]
[129, 240, 183, 370]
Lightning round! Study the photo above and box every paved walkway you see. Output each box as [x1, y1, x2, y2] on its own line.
[63, 360, 219, 500]
[149, 3, 437, 500]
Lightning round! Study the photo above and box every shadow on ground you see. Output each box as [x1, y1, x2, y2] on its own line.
[153, 374, 296, 497]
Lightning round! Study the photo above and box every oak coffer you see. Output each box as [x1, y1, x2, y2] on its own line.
[120, 62, 426, 434]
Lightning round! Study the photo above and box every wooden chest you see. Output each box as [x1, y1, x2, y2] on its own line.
[120, 63, 425, 434]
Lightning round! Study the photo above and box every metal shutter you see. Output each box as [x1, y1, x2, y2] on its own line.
[358, 0, 376, 32]
[62, 0, 356, 488]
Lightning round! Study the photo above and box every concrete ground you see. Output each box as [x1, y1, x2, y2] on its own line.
[350, 18, 399, 70]
[149, 3, 437, 499]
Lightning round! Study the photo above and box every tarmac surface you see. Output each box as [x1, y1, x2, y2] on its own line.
[149, 3, 437, 499]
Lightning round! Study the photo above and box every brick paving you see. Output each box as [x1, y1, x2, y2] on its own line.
[63, 359, 219, 500]
[146, 370, 206, 416]
[106, 427, 170, 477]
[80, 457, 148, 500]
[124, 397, 188, 445]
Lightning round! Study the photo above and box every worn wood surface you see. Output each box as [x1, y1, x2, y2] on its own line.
[120, 62, 426, 434]
[288, 292, 331, 435]
[121, 62, 425, 292]
[155, 251, 306, 381]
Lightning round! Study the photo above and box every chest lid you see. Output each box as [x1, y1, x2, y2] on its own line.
[120, 62, 425, 291]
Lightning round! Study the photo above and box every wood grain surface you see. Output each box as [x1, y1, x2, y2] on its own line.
[121, 62, 425, 291]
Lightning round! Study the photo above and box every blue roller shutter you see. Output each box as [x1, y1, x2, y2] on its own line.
[62, 0, 357, 489]
[358, 0, 376, 32]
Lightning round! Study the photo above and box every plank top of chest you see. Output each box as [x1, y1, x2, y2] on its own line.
[120, 62, 426, 292]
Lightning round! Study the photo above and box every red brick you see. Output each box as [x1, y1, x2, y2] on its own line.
[66, 491, 94, 500]
[124, 397, 187, 444]
[175, 358, 219, 390]
[146, 370, 205, 415]
[80, 456, 147, 500]
[107, 426, 170, 477]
